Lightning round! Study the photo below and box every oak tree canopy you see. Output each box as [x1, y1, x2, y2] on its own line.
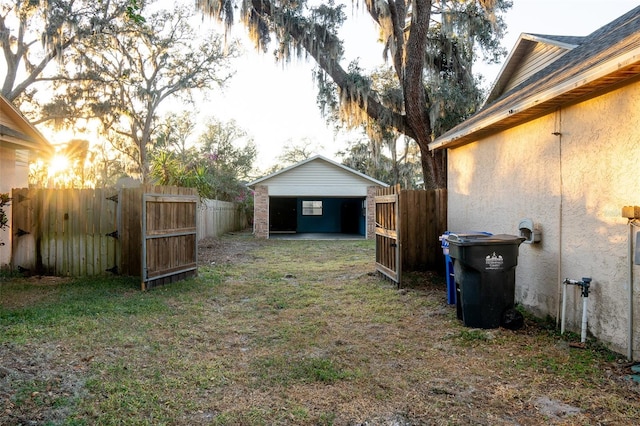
[197, 0, 511, 188]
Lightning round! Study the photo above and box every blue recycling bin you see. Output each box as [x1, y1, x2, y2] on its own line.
[440, 232, 492, 305]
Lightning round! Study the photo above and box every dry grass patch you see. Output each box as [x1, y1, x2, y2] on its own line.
[1, 232, 639, 425]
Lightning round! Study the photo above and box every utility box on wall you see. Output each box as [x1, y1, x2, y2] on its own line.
[518, 218, 541, 244]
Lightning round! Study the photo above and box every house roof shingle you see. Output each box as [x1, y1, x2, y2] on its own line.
[429, 5, 640, 151]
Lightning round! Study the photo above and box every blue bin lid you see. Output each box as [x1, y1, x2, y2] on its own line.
[447, 233, 525, 246]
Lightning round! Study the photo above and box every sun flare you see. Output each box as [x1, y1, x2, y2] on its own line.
[48, 154, 71, 177]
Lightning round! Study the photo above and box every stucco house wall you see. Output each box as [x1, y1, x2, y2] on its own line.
[431, 5, 640, 359]
[448, 112, 561, 317]
[447, 72, 640, 358]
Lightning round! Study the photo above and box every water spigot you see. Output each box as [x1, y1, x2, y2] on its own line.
[563, 277, 592, 297]
[581, 277, 592, 298]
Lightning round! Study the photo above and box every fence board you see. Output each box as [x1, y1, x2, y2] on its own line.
[71, 189, 80, 276]
[10, 188, 33, 273]
[33, 189, 41, 271]
[47, 190, 56, 273]
[197, 199, 246, 239]
[85, 190, 94, 276]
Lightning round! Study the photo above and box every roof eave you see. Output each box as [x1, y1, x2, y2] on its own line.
[246, 155, 389, 188]
[483, 33, 580, 106]
[430, 47, 640, 151]
[0, 96, 53, 154]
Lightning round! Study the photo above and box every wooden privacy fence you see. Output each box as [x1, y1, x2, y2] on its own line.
[375, 185, 401, 283]
[375, 185, 447, 286]
[142, 192, 198, 290]
[117, 185, 198, 281]
[10, 186, 247, 285]
[198, 199, 247, 239]
[11, 187, 120, 277]
[399, 188, 447, 272]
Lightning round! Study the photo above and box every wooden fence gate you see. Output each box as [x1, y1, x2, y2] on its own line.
[10, 188, 120, 276]
[141, 192, 198, 290]
[375, 186, 448, 287]
[375, 185, 401, 284]
[10, 185, 200, 289]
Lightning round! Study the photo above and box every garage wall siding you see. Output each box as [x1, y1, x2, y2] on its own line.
[265, 160, 373, 197]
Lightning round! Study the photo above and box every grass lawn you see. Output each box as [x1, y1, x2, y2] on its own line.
[1, 233, 639, 425]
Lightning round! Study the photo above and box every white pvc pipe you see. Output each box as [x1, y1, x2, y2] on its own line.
[561, 280, 567, 335]
[581, 295, 588, 343]
[629, 221, 634, 361]
[561, 279, 588, 342]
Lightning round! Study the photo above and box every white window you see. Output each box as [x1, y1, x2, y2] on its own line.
[302, 200, 323, 216]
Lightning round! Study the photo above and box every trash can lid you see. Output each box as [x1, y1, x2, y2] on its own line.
[447, 233, 526, 246]
[441, 231, 492, 248]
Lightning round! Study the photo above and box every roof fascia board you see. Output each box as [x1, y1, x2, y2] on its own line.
[247, 155, 389, 188]
[524, 33, 581, 50]
[429, 46, 640, 151]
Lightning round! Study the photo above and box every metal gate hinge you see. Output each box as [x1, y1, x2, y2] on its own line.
[16, 228, 30, 237]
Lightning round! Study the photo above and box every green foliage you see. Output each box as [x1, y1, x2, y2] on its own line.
[149, 117, 257, 214]
[198, 0, 512, 189]
[0, 0, 133, 104]
[0, 193, 9, 231]
[41, 2, 236, 181]
[126, 0, 145, 23]
[338, 138, 422, 188]
[0, 193, 10, 247]
[457, 329, 490, 344]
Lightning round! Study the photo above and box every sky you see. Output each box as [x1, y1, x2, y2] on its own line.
[26, 1, 639, 173]
[195, 0, 640, 172]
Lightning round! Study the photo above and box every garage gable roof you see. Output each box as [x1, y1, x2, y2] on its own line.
[247, 155, 389, 188]
[429, 5, 640, 151]
[0, 95, 53, 153]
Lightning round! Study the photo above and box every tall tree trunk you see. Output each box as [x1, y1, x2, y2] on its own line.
[401, 0, 445, 189]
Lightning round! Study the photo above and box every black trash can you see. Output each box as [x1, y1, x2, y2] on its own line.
[447, 234, 525, 329]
